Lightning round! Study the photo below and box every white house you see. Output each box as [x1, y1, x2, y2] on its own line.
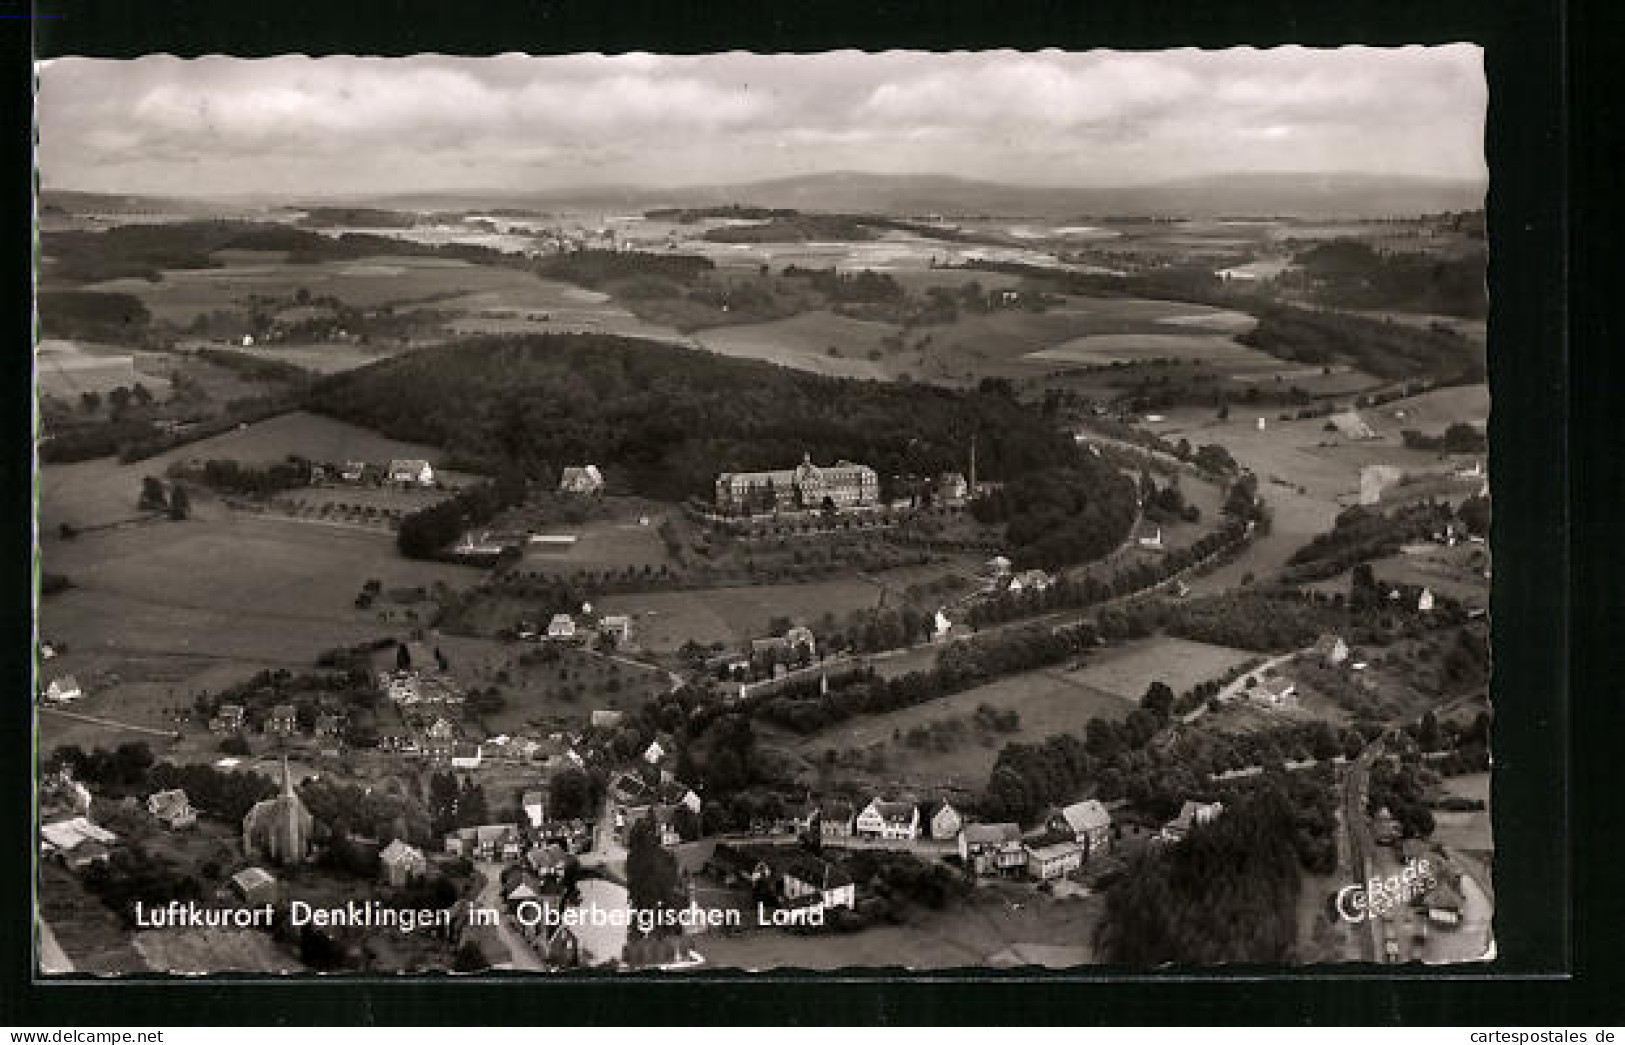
[379, 839, 428, 887]
[986, 555, 1013, 577]
[933, 609, 953, 642]
[1007, 570, 1053, 594]
[387, 459, 435, 486]
[43, 675, 82, 703]
[643, 740, 666, 765]
[450, 742, 483, 770]
[559, 465, 605, 495]
[1314, 634, 1351, 667]
[1250, 678, 1298, 708]
[1418, 588, 1436, 613]
[547, 614, 577, 640]
[1136, 524, 1164, 549]
[522, 790, 547, 829]
[929, 801, 963, 841]
[146, 789, 197, 830]
[1025, 840, 1084, 881]
[855, 799, 919, 842]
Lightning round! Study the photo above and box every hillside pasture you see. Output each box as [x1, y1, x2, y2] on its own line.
[789, 661, 1134, 791]
[1070, 636, 1259, 701]
[689, 311, 897, 380]
[593, 580, 885, 654]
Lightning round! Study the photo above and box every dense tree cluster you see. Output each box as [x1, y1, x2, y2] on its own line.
[1287, 239, 1488, 319]
[1098, 784, 1306, 965]
[168, 457, 311, 496]
[1283, 502, 1455, 582]
[396, 479, 525, 560]
[146, 760, 280, 823]
[970, 466, 1139, 570]
[310, 333, 1087, 504]
[753, 622, 1100, 734]
[1401, 422, 1488, 453]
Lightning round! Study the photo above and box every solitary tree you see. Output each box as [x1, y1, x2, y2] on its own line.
[138, 477, 168, 512]
[167, 484, 191, 520]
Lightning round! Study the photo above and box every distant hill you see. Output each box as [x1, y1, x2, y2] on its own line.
[43, 169, 1488, 222]
[652, 171, 1487, 220]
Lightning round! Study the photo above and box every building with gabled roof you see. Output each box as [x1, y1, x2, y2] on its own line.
[379, 838, 428, 887]
[855, 798, 919, 841]
[1047, 799, 1112, 858]
[146, 788, 197, 830]
[242, 757, 315, 865]
[559, 465, 604, 495]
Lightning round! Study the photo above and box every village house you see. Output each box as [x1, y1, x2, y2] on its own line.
[558, 465, 605, 495]
[958, 823, 1026, 877]
[598, 615, 634, 645]
[1418, 588, 1436, 613]
[1314, 633, 1351, 667]
[1024, 840, 1084, 881]
[231, 866, 279, 907]
[450, 742, 483, 770]
[314, 712, 344, 739]
[43, 675, 82, 704]
[590, 708, 624, 729]
[1159, 800, 1224, 843]
[210, 703, 246, 734]
[379, 838, 428, 887]
[820, 799, 855, 839]
[643, 739, 666, 765]
[855, 799, 920, 842]
[1006, 570, 1054, 595]
[444, 823, 524, 862]
[381, 672, 421, 704]
[387, 459, 435, 486]
[547, 614, 577, 640]
[266, 704, 299, 737]
[521, 791, 548, 829]
[778, 856, 857, 914]
[929, 800, 964, 841]
[40, 816, 118, 867]
[1135, 522, 1165, 550]
[986, 555, 1013, 577]
[146, 788, 197, 830]
[1047, 799, 1113, 859]
[937, 471, 969, 505]
[1249, 677, 1298, 708]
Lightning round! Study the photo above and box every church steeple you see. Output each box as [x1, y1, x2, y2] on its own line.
[280, 754, 294, 797]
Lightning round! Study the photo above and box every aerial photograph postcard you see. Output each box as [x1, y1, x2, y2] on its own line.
[33, 46, 1493, 974]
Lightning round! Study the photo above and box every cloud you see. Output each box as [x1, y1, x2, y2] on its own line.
[36, 48, 1486, 196]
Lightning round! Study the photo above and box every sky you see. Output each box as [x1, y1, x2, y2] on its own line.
[36, 47, 1487, 198]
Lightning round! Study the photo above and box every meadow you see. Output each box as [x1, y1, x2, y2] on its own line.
[592, 579, 886, 654]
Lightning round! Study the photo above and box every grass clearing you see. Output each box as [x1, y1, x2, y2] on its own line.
[593, 580, 885, 654]
[1071, 636, 1259, 701]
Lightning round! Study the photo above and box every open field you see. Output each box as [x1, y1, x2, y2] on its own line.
[37, 339, 174, 401]
[1432, 773, 1492, 852]
[38, 508, 483, 737]
[518, 516, 675, 573]
[41, 411, 470, 532]
[690, 311, 897, 381]
[593, 580, 885, 653]
[789, 660, 1134, 792]
[1071, 636, 1259, 701]
[691, 887, 1104, 971]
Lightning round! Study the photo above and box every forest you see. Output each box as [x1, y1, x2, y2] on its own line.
[309, 332, 1098, 504]
[1096, 784, 1306, 965]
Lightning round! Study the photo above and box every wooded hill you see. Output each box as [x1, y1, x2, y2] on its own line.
[307, 332, 1119, 504]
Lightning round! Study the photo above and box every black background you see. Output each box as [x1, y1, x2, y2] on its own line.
[3, 0, 1612, 1026]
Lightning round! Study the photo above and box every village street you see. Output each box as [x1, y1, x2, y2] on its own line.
[472, 860, 544, 971]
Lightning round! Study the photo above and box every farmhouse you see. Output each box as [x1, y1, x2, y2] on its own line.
[559, 465, 605, 495]
[1159, 800, 1224, 843]
[43, 675, 82, 704]
[242, 759, 315, 866]
[1046, 799, 1112, 859]
[379, 839, 428, 887]
[444, 823, 523, 862]
[1249, 677, 1298, 708]
[231, 866, 278, 907]
[1024, 840, 1084, 881]
[547, 614, 578, 640]
[855, 799, 919, 842]
[450, 742, 483, 770]
[388, 459, 435, 486]
[959, 823, 1025, 877]
[146, 789, 197, 830]
[714, 453, 879, 516]
[40, 817, 118, 861]
[1314, 634, 1351, 667]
